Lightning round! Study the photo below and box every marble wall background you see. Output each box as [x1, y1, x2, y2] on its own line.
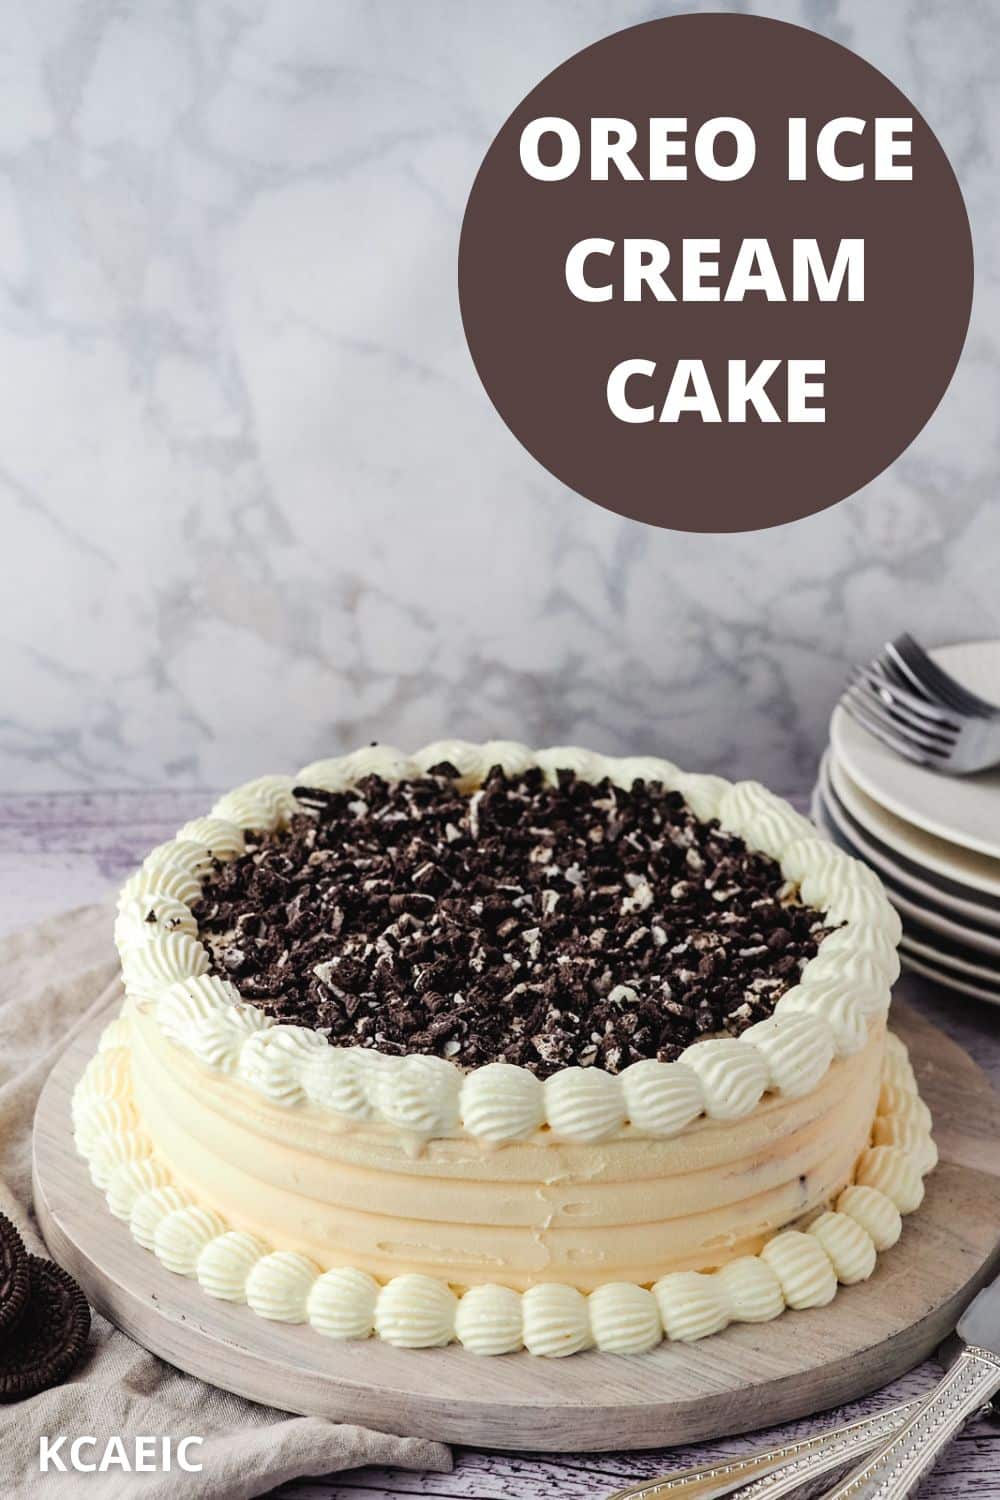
[2, 0, 997, 797]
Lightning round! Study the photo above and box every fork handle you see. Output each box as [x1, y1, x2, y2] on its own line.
[605, 1398, 921, 1499]
[817, 1346, 1000, 1499]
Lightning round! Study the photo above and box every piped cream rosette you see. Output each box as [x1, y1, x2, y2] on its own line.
[113, 742, 902, 1148]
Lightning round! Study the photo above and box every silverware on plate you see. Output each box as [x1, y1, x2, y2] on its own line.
[841, 633, 1000, 774]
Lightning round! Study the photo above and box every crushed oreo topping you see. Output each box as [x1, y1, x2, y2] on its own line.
[193, 765, 832, 1077]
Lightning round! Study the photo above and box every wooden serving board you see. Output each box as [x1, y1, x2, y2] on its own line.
[32, 1000, 1000, 1453]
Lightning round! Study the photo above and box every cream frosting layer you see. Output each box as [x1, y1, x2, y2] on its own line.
[125, 993, 885, 1288]
[113, 741, 902, 1147]
[74, 1018, 934, 1356]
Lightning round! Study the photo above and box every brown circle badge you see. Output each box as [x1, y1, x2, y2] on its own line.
[459, 15, 973, 532]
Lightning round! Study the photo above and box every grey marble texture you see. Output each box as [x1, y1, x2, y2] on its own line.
[1, 0, 997, 795]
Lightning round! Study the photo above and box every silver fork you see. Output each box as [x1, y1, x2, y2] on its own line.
[886, 634, 1000, 721]
[841, 640, 1000, 775]
[605, 1399, 922, 1500]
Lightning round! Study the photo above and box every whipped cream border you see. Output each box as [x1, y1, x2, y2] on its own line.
[73, 1015, 935, 1357]
[113, 741, 902, 1146]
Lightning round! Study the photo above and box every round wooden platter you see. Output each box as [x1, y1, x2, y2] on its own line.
[32, 997, 1000, 1453]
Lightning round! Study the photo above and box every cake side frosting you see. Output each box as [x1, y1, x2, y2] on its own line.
[73, 1016, 934, 1356]
[113, 741, 901, 1146]
[124, 994, 887, 1288]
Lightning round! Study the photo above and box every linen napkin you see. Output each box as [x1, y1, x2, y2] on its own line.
[0, 902, 452, 1497]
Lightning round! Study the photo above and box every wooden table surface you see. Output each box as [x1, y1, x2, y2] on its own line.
[3, 789, 998, 1499]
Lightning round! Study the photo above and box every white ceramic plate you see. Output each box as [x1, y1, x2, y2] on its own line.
[830, 639, 1000, 860]
[812, 784, 1000, 965]
[809, 786, 1000, 1006]
[818, 762, 1000, 930]
[900, 948, 1000, 1006]
[815, 757, 1000, 940]
[827, 749, 1000, 901]
[900, 932, 1000, 985]
[883, 884, 1000, 959]
[818, 801, 1000, 960]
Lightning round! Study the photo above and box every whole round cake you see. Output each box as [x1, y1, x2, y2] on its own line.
[74, 742, 935, 1357]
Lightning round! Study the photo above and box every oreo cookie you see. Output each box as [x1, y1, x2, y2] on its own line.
[0, 1257, 90, 1402]
[0, 1213, 29, 1338]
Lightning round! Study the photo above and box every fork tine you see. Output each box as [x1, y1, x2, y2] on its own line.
[889, 635, 977, 716]
[873, 654, 949, 719]
[873, 648, 939, 706]
[882, 639, 960, 712]
[841, 699, 940, 768]
[891, 634, 1000, 719]
[845, 683, 953, 756]
[841, 687, 950, 766]
[854, 664, 961, 730]
[848, 673, 959, 743]
[841, 698, 943, 768]
[851, 690, 959, 762]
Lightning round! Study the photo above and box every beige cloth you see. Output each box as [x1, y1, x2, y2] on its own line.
[0, 902, 452, 1498]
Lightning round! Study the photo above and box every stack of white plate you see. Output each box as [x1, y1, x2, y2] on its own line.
[810, 640, 1000, 1006]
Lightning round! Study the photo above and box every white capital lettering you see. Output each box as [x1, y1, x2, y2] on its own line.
[623, 240, 673, 302]
[39, 1437, 68, 1473]
[660, 360, 722, 423]
[591, 118, 641, 180]
[793, 238, 864, 301]
[519, 117, 580, 180]
[648, 117, 688, 179]
[681, 239, 721, 301]
[817, 117, 865, 180]
[787, 117, 807, 180]
[135, 1436, 157, 1472]
[100, 1435, 131, 1472]
[606, 359, 657, 422]
[787, 359, 826, 422]
[725, 239, 785, 301]
[565, 238, 614, 301]
[694, 118, 755, 181]
[727, 360, 782, 422]
[178, 1437, 204, 1473]
[70, 1437, 98, 1473]
[875, 117, 912, 179]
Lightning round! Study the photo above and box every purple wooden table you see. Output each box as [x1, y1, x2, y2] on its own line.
[3, 790, 998, 1499]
